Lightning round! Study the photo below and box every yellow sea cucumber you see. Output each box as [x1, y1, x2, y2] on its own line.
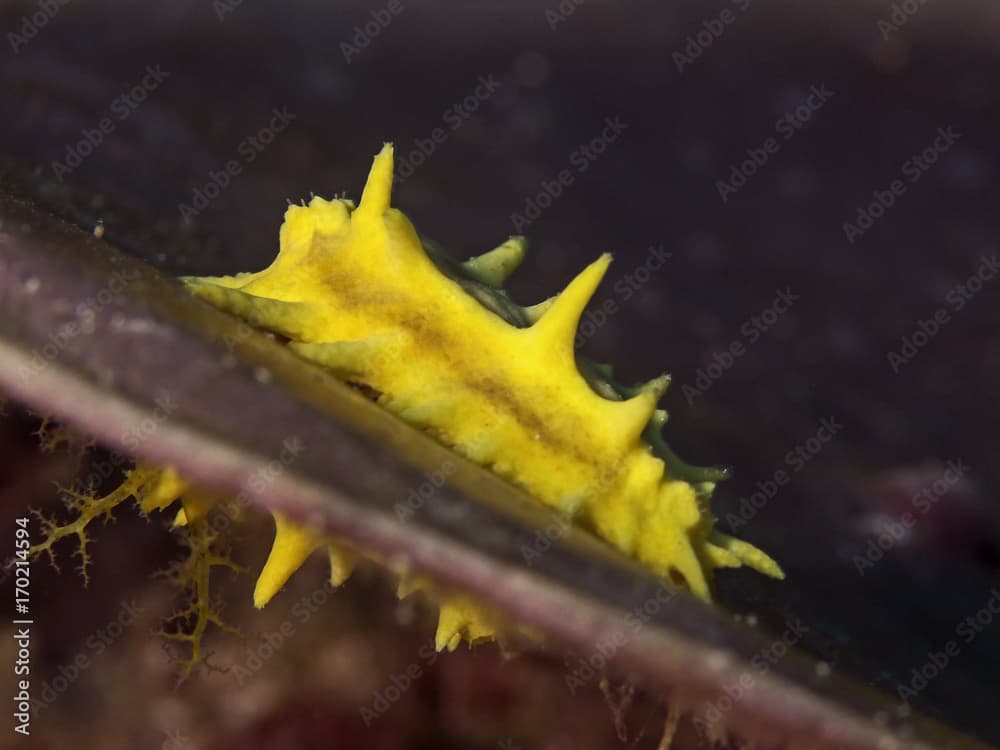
[178, 144, 783, 647]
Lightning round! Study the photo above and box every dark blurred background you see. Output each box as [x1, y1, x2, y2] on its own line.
[0, 1, 998, 748]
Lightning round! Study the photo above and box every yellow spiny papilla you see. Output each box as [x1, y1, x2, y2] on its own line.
[253, 513, 357, 608]
[134, 465, 221, 527]
[136, 466, 188, 514]
[184, 144, 783, 647]
[396, 574, 518, 651]
[435, 597, 502, 652]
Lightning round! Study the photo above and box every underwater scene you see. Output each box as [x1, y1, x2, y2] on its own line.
[0, 1, 997, 748]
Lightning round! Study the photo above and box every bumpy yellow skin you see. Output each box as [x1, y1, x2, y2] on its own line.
[184, 145, 783, 649]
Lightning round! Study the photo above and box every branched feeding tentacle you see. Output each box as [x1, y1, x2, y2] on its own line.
[26, 449, 245, 679]
[157, 516, 244, 682]
[29, 469, 148, 585]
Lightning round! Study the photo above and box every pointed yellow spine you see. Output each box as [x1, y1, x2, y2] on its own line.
[461, 236, 527, 287]
[254, 513, 356, 608]
[527, 253, 612, 362]
[354, 143, 395, 220]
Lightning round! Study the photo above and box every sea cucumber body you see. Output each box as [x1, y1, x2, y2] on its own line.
[185, 145, 782, 633]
